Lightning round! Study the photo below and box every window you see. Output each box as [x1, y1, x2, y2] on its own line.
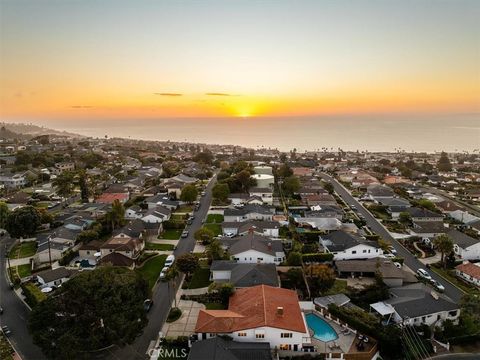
[352, 250, 357, 254]
[281, 333, 293, 338]
[280, 344, 291, 350]
[363, 249, 367, 253]
[255, 333, 265, 339]
[238, 332, 247, 337]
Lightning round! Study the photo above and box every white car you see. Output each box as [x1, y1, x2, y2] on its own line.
[393, 262, 402, 269]
[384, 253, 396, 259]
[159, 267, 169, 279]
[225, 232, 235, 238]
[416, 268, 432, 281]
[164, 255, 175, 268]
[387, 246, 397, 255]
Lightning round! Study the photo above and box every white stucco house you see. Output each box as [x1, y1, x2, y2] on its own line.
[194, 285, 311, 352]
[319, 230, 383, 260]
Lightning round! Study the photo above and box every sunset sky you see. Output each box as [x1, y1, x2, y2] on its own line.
[1, 0, 479, 120]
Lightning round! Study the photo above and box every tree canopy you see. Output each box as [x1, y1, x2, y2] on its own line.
[6, 205, 41, 238]
[437, 151, 452, 172]
[212, 183, 230, 202]
[180, 184, 198, 204]
[29, 267, 149, 360]
[0, 201, 9, 229]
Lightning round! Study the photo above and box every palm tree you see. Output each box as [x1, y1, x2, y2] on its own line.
[433, 234, 454, 269]
[53, 171, 75, 202]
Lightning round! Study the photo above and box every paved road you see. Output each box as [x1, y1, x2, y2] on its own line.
[318, 173, 464, 303]
[0, 235, 46, 360]
[108, 175, 217, 360]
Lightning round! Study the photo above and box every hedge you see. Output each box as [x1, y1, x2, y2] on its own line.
[302, 253, 334, 263]
[163, 220, 186, 230]
[21, 282, 47, 308]
[391, 257, 404, 264]
[59, 250, 79, 266]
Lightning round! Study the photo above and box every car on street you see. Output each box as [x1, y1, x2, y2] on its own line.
[143, 299, 153, 312]
[164, 254, 175, 267]
[201, 191, 206, 196]
[416, 268, 432, 281]
[387, 246, 397, 255]
[181, 230, 189, 238]
[384, 253, 396, 259]
[2, 325, 11, 336]
[186, 219, 193, 225]
[393, 262, 402, 269]
[159, 267, 168, 280]
[431, 279, 445, 292]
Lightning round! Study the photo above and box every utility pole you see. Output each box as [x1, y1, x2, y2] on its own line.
[6, 244, 13, 282]
[48, 233, 55, 268]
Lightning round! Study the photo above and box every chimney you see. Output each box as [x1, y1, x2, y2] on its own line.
[248, 227, 254, 235]
[276, 306, 284, 316]
[267, 242, 272, 251]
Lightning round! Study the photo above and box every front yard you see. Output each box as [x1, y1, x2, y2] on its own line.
[160, 229, 183, 240]
[206, 214, 224, 223]
[182, 267, 212, 289]
[0, 332, 14, 360]
[137, 254, 167, 290]
[145, 242, 175, 251]
[203, 223, 222, 236]
[9, 241, 37, 259]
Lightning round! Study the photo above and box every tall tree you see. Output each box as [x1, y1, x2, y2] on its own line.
[6, 206, 41, 238]
[175, 253, 199, 280]
[29, 267, 149, 360]
[206, 239, 224, 262]
[180, 184, 198, 204]
[78, 170, 89, 203]
[306, 264, 336, 294]
[53, 171, 75, 200]
[0, 201, 9, 229]
[437, 151, 452, 172]
[433, 234, 454, 269]
[194, 227, 214, 245]
[212, 183, 230, 203]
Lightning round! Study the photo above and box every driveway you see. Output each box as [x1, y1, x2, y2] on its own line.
[318, 173, 464, 303]
[161, 299, 205, 338]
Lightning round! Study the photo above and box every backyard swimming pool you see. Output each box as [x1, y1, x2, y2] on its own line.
[305, 313, 338, 342]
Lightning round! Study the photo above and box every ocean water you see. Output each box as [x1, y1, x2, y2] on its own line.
[44, 113, 479, 153]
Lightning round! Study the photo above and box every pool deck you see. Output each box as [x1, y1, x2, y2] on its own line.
[306, 311, 356, 354]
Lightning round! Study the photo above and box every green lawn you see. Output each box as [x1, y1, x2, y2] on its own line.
[137, 255, 167, 290]
[206, 214, 224, 223]
[171, 213, 186, 221]
[203, 224, 222, 236]
[160, 229, 183, 240]
[185, 267, 212, 289]
[17, 264, 32, 278]
[205, 302, 226, 310]
[145, 242, 175, 251]
[9, 242, 37, 259]
[176, 205, 193, 213]
[323, 279, 348, 296]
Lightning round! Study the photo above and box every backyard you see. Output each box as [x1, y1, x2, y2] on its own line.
[9, 241, 37, 259]
[137, 254, 167, 290]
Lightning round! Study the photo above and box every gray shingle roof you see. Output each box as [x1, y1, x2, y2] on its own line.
[188, 337, 272, 360]
[448, 229, 480, 249]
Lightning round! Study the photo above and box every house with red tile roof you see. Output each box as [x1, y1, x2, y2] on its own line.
[194, 285, 311, 351]
[95, 192, 129, 204]
[455, 261, 480, 288]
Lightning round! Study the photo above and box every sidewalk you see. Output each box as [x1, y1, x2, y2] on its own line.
[9, 257, 33, 266]
[180, 287, 209, 296]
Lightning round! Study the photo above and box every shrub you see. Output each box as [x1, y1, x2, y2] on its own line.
[301, 253, 334, 263]
[21, 282, 47, 307]
[166, 307, 182, 323]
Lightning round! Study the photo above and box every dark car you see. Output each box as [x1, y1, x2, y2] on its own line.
[2, 325, 11, 336]
[143, 299, 153, 312]
[0, 306, 3, 314]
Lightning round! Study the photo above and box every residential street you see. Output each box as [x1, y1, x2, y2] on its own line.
[0, 235, 46, 360]
[318, 173, 464, 303]
[107, 174, 217, 360]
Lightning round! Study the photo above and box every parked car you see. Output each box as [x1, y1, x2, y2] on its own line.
[1, 326, 11, 336]
[181, 230, 189, 238]
[143, 299, 153, 312]
[393, 262, 402, 269]
[416, 268, 432, 281]
[225, 232, 235, 238]
[0, 306, 3, 314]
[201, 191, 206, 196]
[164, 254, 175, 267]
[384, 253, 396, 259]
[186, 219, 193, 225]
[159, 267, 169, 280]
[431, 279, 445, 292]
[387, 246, 397, 255]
